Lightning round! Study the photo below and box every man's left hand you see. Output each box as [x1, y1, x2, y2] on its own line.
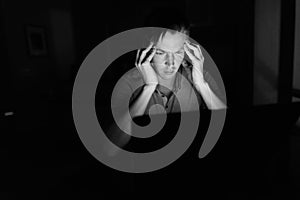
[183, 40, 205, 85]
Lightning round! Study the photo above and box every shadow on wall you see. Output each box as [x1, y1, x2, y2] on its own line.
[254, 58, 279, 105]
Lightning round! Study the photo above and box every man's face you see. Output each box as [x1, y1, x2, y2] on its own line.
[152, 31, 186, 80]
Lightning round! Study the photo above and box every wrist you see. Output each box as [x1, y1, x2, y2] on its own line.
[193, 75, 205, 85]
[194, 80, 209, 91]
[144, 83, 157, 91]
[192, 68, 207, 85]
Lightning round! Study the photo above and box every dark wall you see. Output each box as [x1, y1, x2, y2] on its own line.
[293, 0, 300, 101]
[253, 0, 281, 105]
[0, 0, 73, 110]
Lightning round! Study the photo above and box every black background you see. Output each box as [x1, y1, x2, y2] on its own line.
[1, 0, 300, 199]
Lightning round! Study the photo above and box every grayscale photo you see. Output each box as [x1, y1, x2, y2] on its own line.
[1, 0, 300, 199]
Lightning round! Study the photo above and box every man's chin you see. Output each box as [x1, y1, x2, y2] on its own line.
[160, 73, 176, 80]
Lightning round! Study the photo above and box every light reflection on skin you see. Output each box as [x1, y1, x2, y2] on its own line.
[151, 31, 187, 81]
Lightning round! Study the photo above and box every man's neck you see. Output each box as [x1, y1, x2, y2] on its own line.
[157, 75, 177, 97]
[158, 75, 175, 90]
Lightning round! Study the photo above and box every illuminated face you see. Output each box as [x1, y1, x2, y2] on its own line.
[152, 31, 186, 80]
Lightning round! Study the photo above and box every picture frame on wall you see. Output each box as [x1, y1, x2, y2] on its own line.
[25, 25, 48, 56]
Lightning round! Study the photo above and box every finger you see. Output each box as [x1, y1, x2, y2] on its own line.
[184, 44, 196, 61]
[186, 40, 199, 49]
[188, 41, 204, 61]
[135, 49, 140, 67]
[185, 42, 200, 59]
[146, 46, 156, 62]
[196, 44, 204, 61]
[185, 41, 201, 60]
[138, 42, 153, 66]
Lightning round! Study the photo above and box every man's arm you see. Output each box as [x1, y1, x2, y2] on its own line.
[183, 41, 226, 109]
[194, 80, 226, 110]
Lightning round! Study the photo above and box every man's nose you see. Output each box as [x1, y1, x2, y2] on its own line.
[165, 53, 174, 66]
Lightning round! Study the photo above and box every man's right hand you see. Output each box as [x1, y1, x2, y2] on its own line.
[135, 42, 158, 86]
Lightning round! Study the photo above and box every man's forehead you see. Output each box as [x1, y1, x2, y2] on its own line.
[156, 31, 187, 53]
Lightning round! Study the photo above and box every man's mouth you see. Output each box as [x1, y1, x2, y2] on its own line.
[164, 71, 174, 74]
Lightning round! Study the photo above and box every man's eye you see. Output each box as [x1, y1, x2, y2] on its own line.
[156, 51, 165, 55]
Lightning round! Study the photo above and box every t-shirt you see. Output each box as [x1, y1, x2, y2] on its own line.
[111, 65, 222, 116]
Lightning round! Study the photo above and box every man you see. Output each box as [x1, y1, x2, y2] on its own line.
[106, 26, 226, 155]
[133, 28, 225, 113]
